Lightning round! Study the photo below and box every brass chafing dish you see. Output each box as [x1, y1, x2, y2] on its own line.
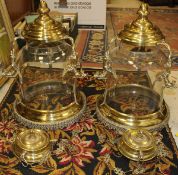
[13, 129, 51, 165]
[117, 129, 157, 161]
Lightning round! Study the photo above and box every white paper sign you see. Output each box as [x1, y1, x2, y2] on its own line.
[46, 0, 106, 29]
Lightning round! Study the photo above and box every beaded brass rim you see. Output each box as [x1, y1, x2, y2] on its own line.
[96, 92, 169, 133]
[13, 91, 87, 130]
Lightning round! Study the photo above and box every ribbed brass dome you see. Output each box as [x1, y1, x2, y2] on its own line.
[23, 0, 67, 42]
[118, 3, 165, 46]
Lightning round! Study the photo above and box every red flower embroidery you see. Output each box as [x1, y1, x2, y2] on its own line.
[0, 119, 17, 137]
[64, 118, 95, 132]
[54, 136, 95, 167]
[99, 146, 111, 156]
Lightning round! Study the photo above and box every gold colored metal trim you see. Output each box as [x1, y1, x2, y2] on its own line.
[13, 91, 86, 130]
[96, 95, 169, 133]
[118, 3, 165, 46]
[13, 129, 51, 164]
[16, 100, 81, 122]
[0, 0, 18, 87]
[22, 0, 67, 42]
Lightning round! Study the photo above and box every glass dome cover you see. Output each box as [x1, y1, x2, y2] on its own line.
[96, 3, 174, 132]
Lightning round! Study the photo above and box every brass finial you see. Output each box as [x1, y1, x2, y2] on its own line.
[118, 3, 165, 46]
[137, 3, 149, 18]
[38, 0, 50, 14]
[22, 0, 67, 42]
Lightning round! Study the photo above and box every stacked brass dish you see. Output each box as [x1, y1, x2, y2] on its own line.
[117, 129, 157, 161]
[13, 129, 51, 165]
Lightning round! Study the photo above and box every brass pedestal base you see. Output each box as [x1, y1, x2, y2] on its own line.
[13, 92, 86, 130]
[13, 129, 51, 165]
[117, 129, 157, 161]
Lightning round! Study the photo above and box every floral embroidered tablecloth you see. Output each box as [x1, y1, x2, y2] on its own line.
[0, 70, 178, 175]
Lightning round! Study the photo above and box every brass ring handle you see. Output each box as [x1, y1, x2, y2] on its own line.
[19, 143, 51, 167]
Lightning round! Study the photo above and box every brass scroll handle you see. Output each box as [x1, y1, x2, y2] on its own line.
[157, 41, 176, 89]
[63, 36, 86, 79]
[0, 47, 17, 78]
[62, 36, 86, 105]
[94, 36, 119, 80]
[95, 36, 120, 105]
[0, 36, 23, 78]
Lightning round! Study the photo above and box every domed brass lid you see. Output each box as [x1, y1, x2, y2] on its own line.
[15, 129, 50, 152]
[23, 0, 67, 42]
[118, 3, 165, 46]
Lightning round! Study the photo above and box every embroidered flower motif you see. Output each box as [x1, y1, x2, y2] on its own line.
[99, 146, 111, 156]
[64, 118, 95, 132]
[77, 77, 90, 88]
[54, 136, 95, 167]
[159, 168, 171, 175]
[0, 140, 11, 153]
[0, 119, 17, 137]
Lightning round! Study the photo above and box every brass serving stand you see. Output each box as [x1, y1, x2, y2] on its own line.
[96, 3, 170, 134]
[13, 0, 86, 130]
[96, 3, 175, 162]
[117, 129, 157, 161]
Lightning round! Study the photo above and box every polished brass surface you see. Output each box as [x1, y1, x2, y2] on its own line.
[13, 129, 50, 164]
[15, 129, 49, 151]
[96, 85, 169, 131]
[118, 129, 157, 161]
[22, 0, 67, 42]
[98, 99, 168, 128]
[15, 93, 83, 123]
[13, 91, 86, 130]
[118, 3, 165, 46]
